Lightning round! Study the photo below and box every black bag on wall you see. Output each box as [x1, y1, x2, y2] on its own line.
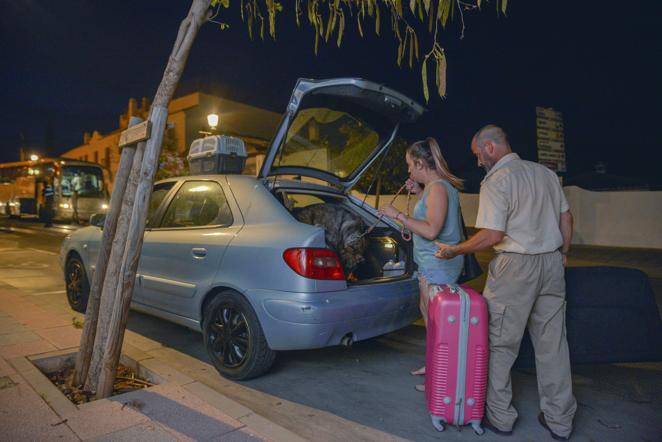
[515, 266, 662, 368]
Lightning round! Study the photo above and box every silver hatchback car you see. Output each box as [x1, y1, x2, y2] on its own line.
[60, 78, 425, 380]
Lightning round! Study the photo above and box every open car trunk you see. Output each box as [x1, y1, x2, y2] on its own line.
[274, 187, 413, 284]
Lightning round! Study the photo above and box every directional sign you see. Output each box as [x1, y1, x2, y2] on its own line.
[536, 107, 566, 172]
[538, 151, 566, 161]
[536, 107, 562, 121]
[536, 117, 564, 131]
[119, 120, 152, 148]
[537, 139, 565, 152]
[537, 128, 564, 141]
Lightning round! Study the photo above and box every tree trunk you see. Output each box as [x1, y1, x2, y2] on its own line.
[88, 0, 212, 399]
[73, 117, 141, 387]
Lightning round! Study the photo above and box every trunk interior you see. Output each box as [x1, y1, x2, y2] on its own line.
[274, 187, 413, 284]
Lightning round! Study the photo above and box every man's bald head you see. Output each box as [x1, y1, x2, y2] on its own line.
[473, 125, 510, 149]
[471, 125, 512, 172]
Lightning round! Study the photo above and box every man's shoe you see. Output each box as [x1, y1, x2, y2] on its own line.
[482, 416, 513, 436]
[538, 412, 571, 441]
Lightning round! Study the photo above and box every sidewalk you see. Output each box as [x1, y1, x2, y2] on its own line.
[0, 282, 306, 442]
[2, 220, 661, 441]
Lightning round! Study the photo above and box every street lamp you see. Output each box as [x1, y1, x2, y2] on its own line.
[207, 113, 219, 131]
[30, 154, 39, 161]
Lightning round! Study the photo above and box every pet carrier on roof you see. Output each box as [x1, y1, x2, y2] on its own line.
[187, 135, 247, 175]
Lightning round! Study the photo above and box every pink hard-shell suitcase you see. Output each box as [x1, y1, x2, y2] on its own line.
[425, 284, 488, 434]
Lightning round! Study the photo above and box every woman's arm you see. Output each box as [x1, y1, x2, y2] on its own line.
[396, 182, 447, 240]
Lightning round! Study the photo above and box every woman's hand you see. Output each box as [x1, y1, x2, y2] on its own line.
[378, 203, 400, 220]
[405, 179, 422, 195]
[434, 241, 458, 260]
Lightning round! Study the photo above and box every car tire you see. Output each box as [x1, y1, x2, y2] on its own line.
[203, 291, 276, 380]
[65, 255, 90, 313]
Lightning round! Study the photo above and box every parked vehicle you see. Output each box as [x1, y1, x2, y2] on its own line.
[0, 158, 109, 222]
[60, 78, 426, 379]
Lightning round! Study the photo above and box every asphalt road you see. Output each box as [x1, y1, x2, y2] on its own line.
[1, 216, 661, 442]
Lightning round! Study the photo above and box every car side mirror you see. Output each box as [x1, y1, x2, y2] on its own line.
[89, 213, 106, 229]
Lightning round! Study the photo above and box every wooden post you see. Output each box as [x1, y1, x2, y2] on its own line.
[73, 117, 141, 387]
[95, 106, 168, 398]
[85, 142, 145, 392]
[90, 0, 212, 398]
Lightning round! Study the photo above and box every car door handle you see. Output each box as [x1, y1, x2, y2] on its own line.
[192, 247, 207, 259]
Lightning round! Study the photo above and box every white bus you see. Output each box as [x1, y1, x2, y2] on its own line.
[0, 158, 110, 222]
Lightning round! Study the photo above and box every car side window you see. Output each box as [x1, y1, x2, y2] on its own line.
[146, 182, 176, 227]
[159, 181, 233, 228]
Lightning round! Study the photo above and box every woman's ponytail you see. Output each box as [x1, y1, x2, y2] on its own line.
[407, 137, 464, 190]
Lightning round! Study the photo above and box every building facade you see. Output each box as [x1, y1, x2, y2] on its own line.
[61, 93, 281, 187]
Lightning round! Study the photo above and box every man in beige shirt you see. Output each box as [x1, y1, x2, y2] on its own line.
[436, 125, 576, 440]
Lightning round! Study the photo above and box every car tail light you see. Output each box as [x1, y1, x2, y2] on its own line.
[283, 248, 345, 280]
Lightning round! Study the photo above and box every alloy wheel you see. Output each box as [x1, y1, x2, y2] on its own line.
[66, 260, 83, 307]
[208, 306, 251, 368]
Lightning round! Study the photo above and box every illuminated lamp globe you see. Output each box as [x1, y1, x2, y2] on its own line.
[207, 114, 219, 131]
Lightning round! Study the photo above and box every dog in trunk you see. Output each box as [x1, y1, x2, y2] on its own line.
[292, 203, 367, 276]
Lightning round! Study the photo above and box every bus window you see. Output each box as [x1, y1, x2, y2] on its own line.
[61, 166, 105, 197]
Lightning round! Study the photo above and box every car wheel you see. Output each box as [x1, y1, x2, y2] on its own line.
[203, 291, 276, 380]
[65, 255, 90, 313]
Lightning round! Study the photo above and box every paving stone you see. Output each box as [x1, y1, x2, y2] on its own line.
[239, 412, 308, 442]
[21, 312, 73, 329]
[120, 341, 153, 363]
[139, 357, 194, 386]
[10, 355, 78, 417]
[35, 324, 82, 349]
[90, 422, 179, 442]
[0, 319, 30, 335]
[209, 427, 269, 442]
[0, 375, 17, 390]
[147, 347, 234, 387]
[184, 381, 253, 420]
[65, 397, 150, 440]
[123, 332, 163, 352]
[0, 356, 16, 377]
[0, 337, 57, 358]
[0, 374, 78, 441]
[0, 330, 42, 346]
[10, 308, 51, 323]
[109, 383, 244, 441]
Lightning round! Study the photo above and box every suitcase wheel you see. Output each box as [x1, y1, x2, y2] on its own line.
[471, 421, 485, 435]
[430, 416, 445, 432]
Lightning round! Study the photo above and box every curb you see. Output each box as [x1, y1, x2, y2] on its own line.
[9, 347, 308, 442]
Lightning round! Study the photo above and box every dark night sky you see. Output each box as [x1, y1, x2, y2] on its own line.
[1, 1, 660, 187]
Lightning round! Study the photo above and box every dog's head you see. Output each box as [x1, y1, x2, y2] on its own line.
[338, 221, 367, 272]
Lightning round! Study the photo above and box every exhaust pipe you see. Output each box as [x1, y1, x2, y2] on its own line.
[340, 333, 354, 347]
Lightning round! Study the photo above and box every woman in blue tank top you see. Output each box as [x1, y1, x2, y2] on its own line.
[379, 138, 464, 388]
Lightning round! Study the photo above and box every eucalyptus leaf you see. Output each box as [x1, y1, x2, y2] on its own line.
[422, 57, 429, 102]
[337, 12, 345, 46]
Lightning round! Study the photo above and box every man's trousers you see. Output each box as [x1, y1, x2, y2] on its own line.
[483, 250, 577, 438]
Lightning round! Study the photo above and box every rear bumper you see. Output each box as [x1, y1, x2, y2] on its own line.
[246, 277, 420, 350]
